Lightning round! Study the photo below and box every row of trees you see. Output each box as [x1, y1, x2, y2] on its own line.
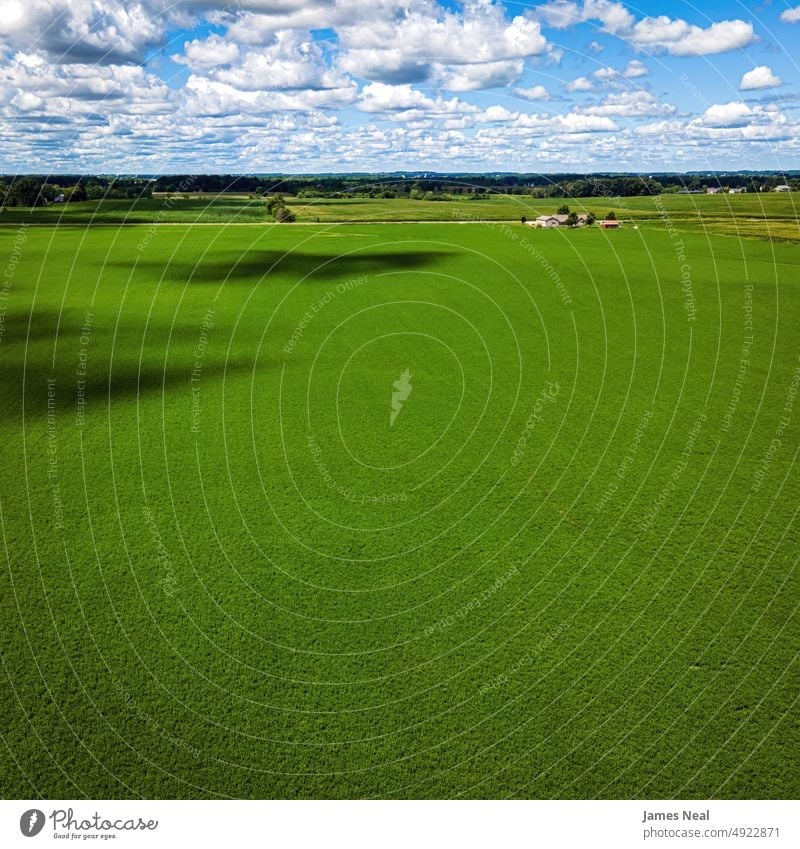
[0, 176, 151, 207]
[0, 177, 87, 207]
[2, 172, 798, 210]
[265, 194, 295, 223]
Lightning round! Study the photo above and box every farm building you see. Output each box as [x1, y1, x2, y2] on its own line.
[531, 215, 561, 228]
[530, 213, 589, 228]
[600, 219, 620, 229]
[774, 185, 791, 192]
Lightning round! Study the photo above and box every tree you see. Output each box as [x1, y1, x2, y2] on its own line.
[566, 211, 579, 227]
[520, 215, 527, 224]
[585, 212, 596, 226]
[606, 210, 617, 220]
[68, 183, 87, 202]
[557, 203, 570, 215]
[7, 177, 44, 207]
[265, 194, 285, 215]
[273, 205, 296, 223]
[266, 193, 295, 223]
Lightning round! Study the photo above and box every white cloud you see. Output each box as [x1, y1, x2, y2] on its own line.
[532, 0, 755, 56]
[356, 82, 477, 120]
[623, 60, 648, 78]
[687, 103, 793, 141]
[584, 0, 635, 33]
[739, 65, 782, 91]
[533, 0, 582, 29]
[337, 48, 431, 85]
[435, 59, 524, 92]
[629, 16, 754, 56]
[0, 0, 164, 63]
[0, 52, 172, 116]
[206, 32, 352, 93]
[0, 0, 792, 172]
[514, 84, 550, 101]
[779, 6, 800, 23]
[695, 101, 754, 128]
[592, 65, 617, 81]
[575, 90, 675, 118]
[564, 76, 593, 92]
[555, 112, 617, 132]
[634, 119, 685, 136]
[174, 34, 240, 69]
[511, 111, 617, 133]
[335, 0, 554, 89]
[184, 73, 354, 116]
[476, 104, 519, 123]
[592, 60, 647, 82]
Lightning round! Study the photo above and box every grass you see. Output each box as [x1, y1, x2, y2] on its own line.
[1, 215, 798, 799]
[3, 191, 798, 241]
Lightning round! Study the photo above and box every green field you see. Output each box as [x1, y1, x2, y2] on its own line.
[1, 211, 798, 799]
[3, 191, 799, 241]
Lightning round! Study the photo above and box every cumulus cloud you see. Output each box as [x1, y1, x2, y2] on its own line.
[564, 76, 593, 92]
[173, 35, 240, 69]
[592, 59, 647, 85]
[514, 84, 550, 101]
[337, 49, 432, 85]
[0, 52, 172, 116]
[779, 6, 800, 23]
[204, 32, 353, 93]
[0, 0, 165, 63]
[0, 0, 792, 172]
[356, 82, 477, 121]
[629, 17, 754, 56]
[739, 65, 782, 91]
[592, 65, 618, 81]
[512, 110, 617, 133]
[574, 90, 675, 118]
[184, 75, 356, 115]
[335, 0, 554, 89]
[533, 0, 583, 29]
[634, 119, 685, 136]
[623, 60, 648, 78]
[532, 0, 755, 56]
[476, 104, 519, 123]
[695, 101, 755, 128]
[687, 102, 792, 141]
[434, 59, 525, 91]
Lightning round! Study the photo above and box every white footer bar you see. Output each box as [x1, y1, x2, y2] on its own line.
[2, 800, 797, 848]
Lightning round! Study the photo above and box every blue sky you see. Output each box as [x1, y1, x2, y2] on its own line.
[1, 0, 799, 173]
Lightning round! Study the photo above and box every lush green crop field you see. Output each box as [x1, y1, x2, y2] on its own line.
[1, 218, 798, 799]
[3, 191, 798, 240]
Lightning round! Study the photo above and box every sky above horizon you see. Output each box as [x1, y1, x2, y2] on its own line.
[1, 0, 800, 174]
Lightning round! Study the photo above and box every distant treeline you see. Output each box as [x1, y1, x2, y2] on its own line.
[1, 172, 798, 207]
[143, 173, 800, 197]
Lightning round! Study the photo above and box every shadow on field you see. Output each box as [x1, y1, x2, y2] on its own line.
[0, 309, 262, 413]
[2, 354, 261, 415]
[118, 248, 454, 285]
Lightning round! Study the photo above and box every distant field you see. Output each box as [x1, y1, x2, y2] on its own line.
[2, 218, 798, 799]
[0, 197, 269, 224]
[2, 191, 798, 240]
